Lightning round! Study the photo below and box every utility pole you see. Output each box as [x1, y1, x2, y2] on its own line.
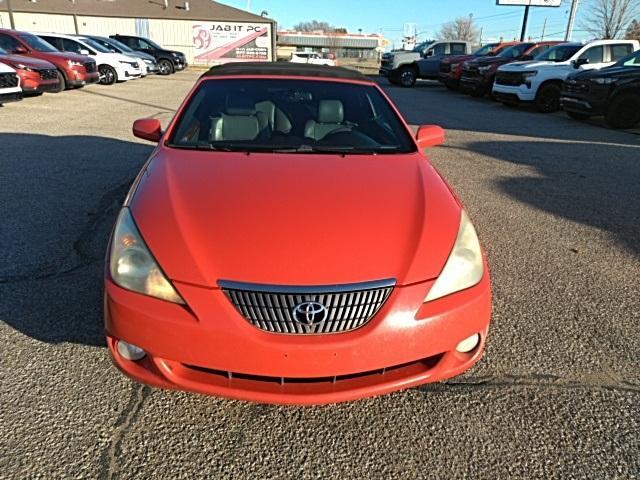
[565, 0, 580, 41]
[479, 27, 483, 45]
[541, 17, 547, 40]
[520, 5, 530, 41]
[7, 0, 15, 29]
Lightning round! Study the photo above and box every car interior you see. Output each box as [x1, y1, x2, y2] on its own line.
[170, 79, 415, 152]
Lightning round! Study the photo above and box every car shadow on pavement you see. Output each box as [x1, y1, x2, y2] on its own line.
[464, 139, 640, 258]
[0, 133, 153, 346]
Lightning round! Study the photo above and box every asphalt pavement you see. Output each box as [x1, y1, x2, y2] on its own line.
[1, 71, 638, 479]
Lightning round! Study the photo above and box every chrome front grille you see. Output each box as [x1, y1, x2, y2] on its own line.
[220, 279, 395, 335]
[563, 80, 589, 94]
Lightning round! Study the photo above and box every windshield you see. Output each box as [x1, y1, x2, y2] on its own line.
[412, 41, 433, 53]
[19, 34, 58, 53]
[0, 47, 7, 55]
[105, 37, 134, 53]
[474, 43, 498, 56]
[498, 43, 533, 59]
[169, 79, 417, 154]
[88, 37, 121, 53]
[535, 44, 581, 62]
[617, 50, 640, 67]
[145, 38, 163, 50]
[81, 38, 112, 54]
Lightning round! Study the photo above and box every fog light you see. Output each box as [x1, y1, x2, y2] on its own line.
[117, 340, 146, 361]
[456, 333, 480, 353]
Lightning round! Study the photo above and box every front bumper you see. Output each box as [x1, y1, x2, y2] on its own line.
[492, 83, 536, 102]
[459, 74, 494, 94]
[174, 60, 187, 71]
[68, 71, 100, 87]
[0, 90, 23, 104]
[560, 85, 608, 116]
[105, 270, 492, 405]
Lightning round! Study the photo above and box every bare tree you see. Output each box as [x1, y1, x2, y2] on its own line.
[437, 15, 480, 42]
[293, 20, 336, 32]
[582, 0, 639, 39]
[625, 18, 640, 39]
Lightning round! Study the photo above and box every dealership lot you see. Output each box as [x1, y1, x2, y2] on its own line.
[1, 70, 639, 478]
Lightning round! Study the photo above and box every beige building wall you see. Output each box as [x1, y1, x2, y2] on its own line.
[12, 12, 76, 33]
[0, 12, 10, 29]
[76, 16, 137, 37]
[148, 19, 194, 62]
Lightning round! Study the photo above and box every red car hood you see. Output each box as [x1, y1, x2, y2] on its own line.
[0, 54, 55, 69]
[129, 149, 461, 288]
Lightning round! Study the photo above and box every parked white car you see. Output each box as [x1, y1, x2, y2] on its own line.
[34, 32, 143, 85]
[0, 61, 22, 105]
[290, 52, 336, 67]
[492, 39, 640, 112]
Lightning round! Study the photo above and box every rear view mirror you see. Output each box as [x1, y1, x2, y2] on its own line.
[416, 125, 446, 149]
[79, 49, 90, 56]
[133, 118, 162, 142]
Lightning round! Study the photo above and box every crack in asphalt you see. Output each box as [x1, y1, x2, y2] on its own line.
[0, 178, 134, 285]
[98, 385, 151, 480]
[422, 373, 640, 394]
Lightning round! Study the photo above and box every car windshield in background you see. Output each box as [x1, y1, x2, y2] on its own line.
[412, 41, 433, 53]
[20, 34, 58, 52]
[88, 37, 119, 52]
[0, 47, 8, 55]
[104, 37, 134, 53]
[474, 43, 498, 56]
[499, 44, 533, 59]
[82, 38, 112, 54]
[169, 79, 417, 154]
[145, 38, 163, 50]
[618, 50, 640, 67]
[535, 44, 581, 62]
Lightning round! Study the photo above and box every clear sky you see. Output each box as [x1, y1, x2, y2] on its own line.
[220, 0, 592, 46]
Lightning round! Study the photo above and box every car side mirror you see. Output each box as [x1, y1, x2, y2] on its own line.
[416, 125, 446, 149]
[573, 58, 589, 68]
[133, 118, 162, 142]
[13, 45, 28, 54]
[424, 49, 433, 58]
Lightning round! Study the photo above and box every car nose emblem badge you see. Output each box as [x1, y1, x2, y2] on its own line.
[292, 301, 328, 325]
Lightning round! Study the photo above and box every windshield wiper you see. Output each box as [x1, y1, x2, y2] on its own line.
[274, 145, 403, 154]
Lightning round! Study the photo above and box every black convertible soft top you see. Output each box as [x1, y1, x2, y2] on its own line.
[202, 62, 373, 82]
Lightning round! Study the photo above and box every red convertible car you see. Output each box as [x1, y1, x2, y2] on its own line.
[105, 63, 492, 405]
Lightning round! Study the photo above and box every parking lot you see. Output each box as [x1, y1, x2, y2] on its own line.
[1, 70, 639, 478]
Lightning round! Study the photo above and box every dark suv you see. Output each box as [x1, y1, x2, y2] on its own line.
[110, 35, 186, 75]
[561, 49, 640, 129]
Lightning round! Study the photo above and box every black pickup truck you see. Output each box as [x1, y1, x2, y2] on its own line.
[561, 49, 640, 129]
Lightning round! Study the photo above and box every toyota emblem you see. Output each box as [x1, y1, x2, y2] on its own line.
[292, 301, 328, 325]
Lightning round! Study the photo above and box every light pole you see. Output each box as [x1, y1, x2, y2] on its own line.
[565, 0, 580, 41]
[7, 0, 15, 29]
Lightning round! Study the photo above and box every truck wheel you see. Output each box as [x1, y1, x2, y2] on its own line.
[535, 83, 561, 113]
[99, 65, 117, 85]
[566, 111, 590, 121]
[605, 93, 640, 129]
[52, 71, 66, 93]
[398, 66, 417, 88]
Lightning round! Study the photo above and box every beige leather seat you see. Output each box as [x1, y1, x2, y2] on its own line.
[209, 97, 262, 142]
[304, 100, 350, 141]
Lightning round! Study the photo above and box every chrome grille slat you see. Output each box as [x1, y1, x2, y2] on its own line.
[220, 279, 394, 335]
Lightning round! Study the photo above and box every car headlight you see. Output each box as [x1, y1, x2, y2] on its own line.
[15, 63, 36, 72]
[109, 208, 184, 304]
[592, 77, 616, 85]
[522, 70, 538, 78]
[144, 59, 154, 64]
[478, 65, 494, 74]
[67, 60, 83, 67]
[450, 63, 460, 70]
[425, 210, 484, 302]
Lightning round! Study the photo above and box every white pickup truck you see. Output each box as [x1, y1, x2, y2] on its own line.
[492, 39, 640, 112]
[0, 62, 22, 105]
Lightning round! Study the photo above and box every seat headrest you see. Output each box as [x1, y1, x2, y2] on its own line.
[225, 94, 256, 116]
[318, 100, 344, 123]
